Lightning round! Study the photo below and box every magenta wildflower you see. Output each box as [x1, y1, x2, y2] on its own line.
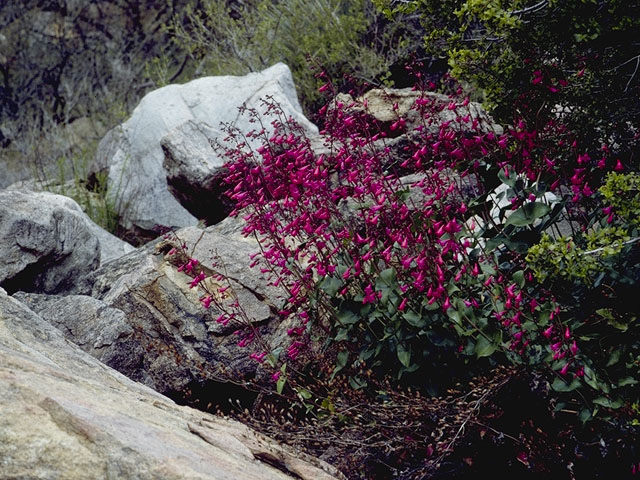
[559, 363, 570, 376]
[615, 159, 624, 171]
[201, 295, 212, 309]
[189, 272, 206, 288]
[250, 352, 267, 363]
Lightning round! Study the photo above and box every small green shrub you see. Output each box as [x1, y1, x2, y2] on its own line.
[35, 144, 120, 235]
[170, 0, 420, 113]
[526, 229, 631, 283]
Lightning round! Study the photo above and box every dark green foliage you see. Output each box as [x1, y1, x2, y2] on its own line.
[375, 0, 640, 160]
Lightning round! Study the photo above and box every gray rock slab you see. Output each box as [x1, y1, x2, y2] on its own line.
[0, 288, 341, 480]
[67, 223, 289, 396]
[4, 183, 134, 264]
[0, 189, 101, 293]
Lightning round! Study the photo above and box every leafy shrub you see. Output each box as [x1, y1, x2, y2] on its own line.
[525, 170, 640, 420]
[373, 0, 640, 162]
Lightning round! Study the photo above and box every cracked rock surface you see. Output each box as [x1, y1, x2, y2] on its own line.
[17, 220, 288, 398]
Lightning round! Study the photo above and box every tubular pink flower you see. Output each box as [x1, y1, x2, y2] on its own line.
[570, 341, 578, 355]
[189, 272, 206, 289]
[559, 363, 570, 376]
[398, 298, 408, 312]
[442, 297, 452, 311]
[201, 296, 212, 309]
[614, 159, 624, 171]
[250, 352, 267, 363]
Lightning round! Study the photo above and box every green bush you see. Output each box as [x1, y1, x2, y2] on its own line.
[374, 0, 640, 159]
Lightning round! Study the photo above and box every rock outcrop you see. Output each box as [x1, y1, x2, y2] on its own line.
[18, 220, 287, 403]
[0, 189, 133, 294]
[91, 63, 318, 240]
[0, 288, 340, 480]
[161, 120, 233, 224]
[335, 87, 501, 135]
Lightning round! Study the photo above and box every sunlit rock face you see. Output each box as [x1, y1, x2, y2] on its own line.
[0, 288, 340, 480]
[0, 189, 132, 294]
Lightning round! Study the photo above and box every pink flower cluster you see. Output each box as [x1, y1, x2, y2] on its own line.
[217, 77, 607, 377]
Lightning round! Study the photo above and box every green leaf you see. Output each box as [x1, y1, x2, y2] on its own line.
[397, 343, 411, 367]
[276, 374, 286, 395]
[348, 375, 368, 390]
[447, 309, 463, 325]
[337, 350, 348, 367]
[334, 328, 350, 342]
[582, 364, 609, 393]
[504, 202, 551, 227]
[498, 168, 516, 188]
[337, 309, 359, 325]
[319, 275, 342, 296]
[404, 310, 426, 328]
[578, 408, 592, 423]
[608, 319, 629, 332]
[474, 335, 497, 358]
[446, 283, 460, 295]
[359, 348, 376, 362]
[512, 270, 525, 288]
[617, 377, 638, 387]
[296, 388, 312, 400]
[538, 202, 566, 231]
[606, 349, 621, 367]
[485, 235, 530, 253]
[321, 398, 336, 413]
[551, 377, 581, 392]
[424, 300, 440, 311]
[380, 287, 395, 305]
[331, 350, 348, 380]
[596, 308, 614, 320]
[379, 267, 397, 285]
[592, 397, 624, 409]
[265, 347, 283, 368]
[395, 188, 412, 203]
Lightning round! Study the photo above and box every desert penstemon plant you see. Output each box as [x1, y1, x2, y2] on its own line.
[174, 68, 638, 420]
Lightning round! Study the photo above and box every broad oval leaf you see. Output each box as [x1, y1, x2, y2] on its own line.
[504, 202, 551, 227]
[404, 310, 426, 328]
[474, 336, 497, 358]
[397, 343, 412, 368]
[592, 397, 624, 409]
[337, 309, 359, 325]
[551, 377, 581, 392]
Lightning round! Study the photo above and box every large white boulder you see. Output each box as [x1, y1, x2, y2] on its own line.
[93, 63, 318, 236]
